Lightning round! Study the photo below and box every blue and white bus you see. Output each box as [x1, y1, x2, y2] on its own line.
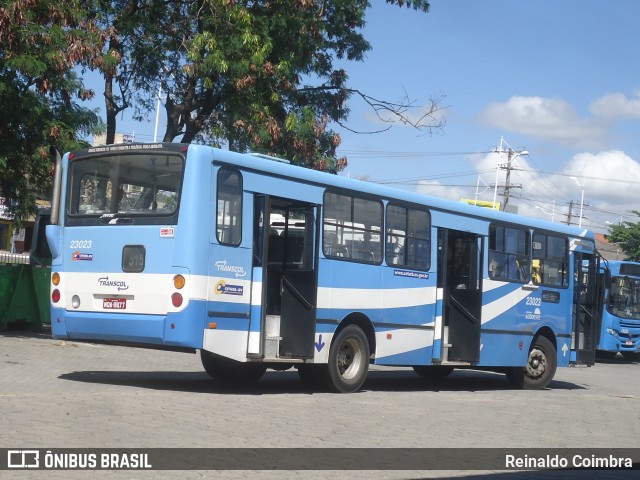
[46, 143, 598, 392]
[597, 260, 640, 360]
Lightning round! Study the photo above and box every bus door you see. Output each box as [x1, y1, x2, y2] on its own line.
[438, 229, 483, 363]
[254, 195, 318, 359]
[572, 253, 599, 365]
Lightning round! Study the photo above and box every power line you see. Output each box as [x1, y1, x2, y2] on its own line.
[340, 150, 490, 158]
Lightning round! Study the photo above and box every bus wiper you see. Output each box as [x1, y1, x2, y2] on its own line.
[99, 214, 133, 225]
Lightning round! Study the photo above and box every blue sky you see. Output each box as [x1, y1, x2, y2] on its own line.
[334, 0, 640, 233]
[90, 0, 640, 232]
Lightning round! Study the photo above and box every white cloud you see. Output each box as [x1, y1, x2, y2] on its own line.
[562, 150, 640, 205]
[589, 92, 640, 120]
[415, 179, 468, 203]
[467, 150, 640, 229]
[477, 96, 607, 149]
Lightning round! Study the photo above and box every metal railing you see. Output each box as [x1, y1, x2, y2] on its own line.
[0, 252, 31, 265]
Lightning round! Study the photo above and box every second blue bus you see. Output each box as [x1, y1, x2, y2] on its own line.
[597, 260, 640, 360]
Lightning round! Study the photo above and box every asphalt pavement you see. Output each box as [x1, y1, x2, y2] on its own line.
[1, 329, 638, 479]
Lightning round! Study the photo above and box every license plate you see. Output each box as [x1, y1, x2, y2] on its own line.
[103, 298, 127, 310]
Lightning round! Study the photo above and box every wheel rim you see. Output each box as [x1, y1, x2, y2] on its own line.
[337, 337, 363, 380]
[525, 347, 547, 379]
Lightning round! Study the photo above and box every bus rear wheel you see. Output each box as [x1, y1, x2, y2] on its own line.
[323, 325, 370, 393]
[200, 350, 266, 383]
[506, 336, 557, 390]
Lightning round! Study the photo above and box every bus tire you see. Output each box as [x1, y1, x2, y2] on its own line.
[200, 350, 266, 383]
[506, 336, 557, 390]
[324, 325, 370, 393]
[412, 365, 454, 379]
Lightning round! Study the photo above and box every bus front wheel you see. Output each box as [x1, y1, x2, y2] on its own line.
[200, 350, 266, 383]
[506, 336, 557, 390]
[324, 325, 370, 393]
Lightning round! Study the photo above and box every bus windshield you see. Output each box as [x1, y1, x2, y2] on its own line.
[66, 151, 183, 226]
[607, 276, 640, 320]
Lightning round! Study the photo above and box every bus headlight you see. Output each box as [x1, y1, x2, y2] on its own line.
[606, 328, 619, 337]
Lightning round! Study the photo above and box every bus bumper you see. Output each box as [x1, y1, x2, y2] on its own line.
[50, 301, 206, 349]
[599, 328, 640, 353]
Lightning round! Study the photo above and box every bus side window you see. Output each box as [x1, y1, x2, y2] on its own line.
[216, 169, 242, 246]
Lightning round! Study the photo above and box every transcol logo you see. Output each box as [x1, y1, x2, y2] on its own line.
[97, 277, 129, 291]
[215, 260, 247, 278]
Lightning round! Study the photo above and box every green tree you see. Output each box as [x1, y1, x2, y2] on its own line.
[0, 0, 105, 222]
[98, 0, 441, 171]
[607, 212, 640, 261]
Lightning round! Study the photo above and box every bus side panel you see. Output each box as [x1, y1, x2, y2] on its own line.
[315, 259, 381, 363]
[247, 267, 263, 355]
[376, 265, 436, 365]
[479, 280, 572, 367]
[205, 224, 254, 361]
[316, 258, 438, 365]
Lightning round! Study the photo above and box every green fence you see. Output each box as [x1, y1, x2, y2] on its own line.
[0, 212, 52, 330]
[0, 255, 51, 330]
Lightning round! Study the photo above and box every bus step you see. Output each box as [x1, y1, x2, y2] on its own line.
[262, 357, 304, 364]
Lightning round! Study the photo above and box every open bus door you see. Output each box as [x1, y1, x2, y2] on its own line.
[438, 229, 483, 363]
[573, 253, 599, 365]
[254, 195, 319, 359]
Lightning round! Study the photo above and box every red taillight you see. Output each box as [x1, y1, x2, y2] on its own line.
[52, 289, 61, 303]
[171, 292, 183, 308]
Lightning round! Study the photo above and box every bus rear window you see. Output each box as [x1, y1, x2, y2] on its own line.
[66, 152, 183, 225]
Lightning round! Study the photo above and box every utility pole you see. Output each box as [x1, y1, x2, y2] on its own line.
[492, 138, 527, 212]
[502, 149, 517, 211]
[566, 200, 574, 225]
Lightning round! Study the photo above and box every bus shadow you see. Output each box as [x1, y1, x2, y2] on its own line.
[58, 368, 584, 395]
[595, 356, 639, 365]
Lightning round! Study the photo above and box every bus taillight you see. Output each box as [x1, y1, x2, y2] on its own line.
[51, 272, 61, 303]
[171, 292, 183, 308]
[173, 275, 185, 289]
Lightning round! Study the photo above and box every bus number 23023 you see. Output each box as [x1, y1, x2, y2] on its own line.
[526, 296, 542, 307]
[70, 240, 92, 249]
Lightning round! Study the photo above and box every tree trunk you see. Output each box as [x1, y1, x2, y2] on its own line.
[104, 76, 116, 145]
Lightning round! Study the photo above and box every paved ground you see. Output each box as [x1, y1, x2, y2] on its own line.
[1, 329, 639, 479]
